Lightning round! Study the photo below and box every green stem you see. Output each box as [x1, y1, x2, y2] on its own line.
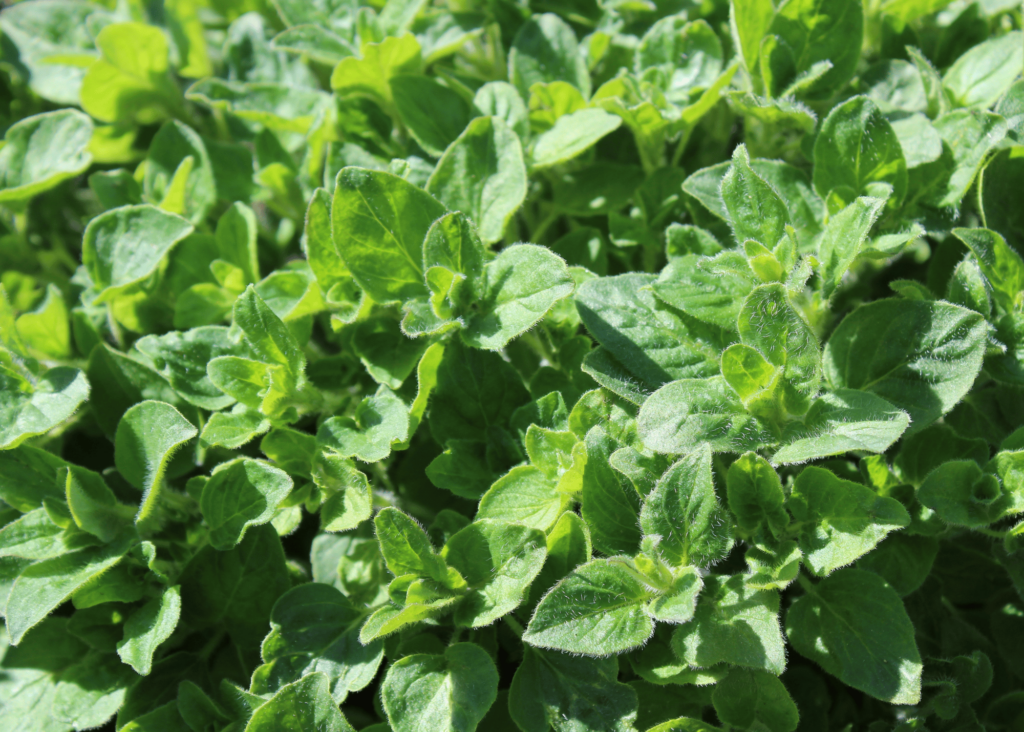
[796, 573, 816, 593]
[975, 526, 1008, 539]
[522, 330, 555, 366]
[198, 631, 226, 661]
[530, 211, 561, 243]
[505, 616, 525, 639]
[13, 209, 29, 236]
[670, 125, 694, 168]
[642, 241, 660, 274]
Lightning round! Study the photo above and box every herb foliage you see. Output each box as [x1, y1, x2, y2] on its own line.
[0, 0, 1023, 730]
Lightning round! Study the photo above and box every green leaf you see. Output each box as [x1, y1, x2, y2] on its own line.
[948, 255, 991, 316]
[787, 466, 910, 576]
[822, 299, 988, 434]
[233, 285, 306, 384]
[641, 444, 732, 568]
[257, 583, 383, 703]
[524, 558, 655, 656]
[652, 252, 756, 332]
[80, 22, 181, 125]
[442, 519, 547, 627]
[15, 284, 71, 360]
[720, 144, 790, 248]
[890, 112, 942, 167]
[921, 650, 994, 719]
[786, 568, 922, 704]
[581, 426, 642, 556]
[0, 109, 93, 205]
[510, 647, 639, 732]
[732, 0, 776, 75]
[186, 78, 330, 134]
[478, 465, 571, 531]
[0, 508, 75, 561]
[114, 400, 198, 530]
[180, 524, 291, 655]
[317, 386, 409, 463]
[63, 465, 132, 543]
[374, 507, 448, 583]
[423, 213, 486, 309]
[525, 425, 577, 481]
[330, 34, 422, 113]
[144, 120, 215, 224]
[727, 452, 790, 541]
[672, 573, 785, 675]
[135, 326, 242, 411]
[303, 188, 347, 293]
[271, 25, 355, 65]
[117, 584, 181, 675]
[720, 344, 780, 421]
[916, 459, 1013, 527]
[932, 109, 1008, 208]
[817, 196, 888, 300]
[895, 425, 989, 487]
[427, 440, 494, 500]
[207, 356, 273, 411]
[509, 13, 590, 99]
[381, 643, 498, 732]
[0, 446, 67, 513]
[0, 1, 99, 105]
[243, 672, 355, 732]
[953, 227, 1024, 314]
[531, 109, 623, 169]
[647, 568, 703, 625]
[118, 653, 207, 728]
[5, 535, 134, 644]
[200, 405, 271, 450]
[82, 204, 194, 302]
[857, 533, 938, 597]
[426, 116, 527, 245]
[199, 458, 292, 550]
[576, 274, 724, 403]
[712, 667, 799, 732]
[637, 18, 723, 104]
[813, 96, 907, 207]
[391, 75, 474, 157]
[744, 541, 802, 591]
[529, 510, 592, 607]
[629, 626, 727, 688]
[469, 79, 524, 132]
[738, 284, 821, 416]
[313, 452, 374, 532]
[943, 31, 1023, 109]
[0, 618, 135, 732]
[772, 389, 910, 466]
[637, 378, 776, 455]
[177, 680, 232, 731]
[332, 167, 446, 304]
[358, 595, 460, 644]
[766, 0, 863, 98]
[427, 339, 529, 444]
[462, 244, 574, 350]
[0, 366, 91, 450]
[684, 158, 824, 248]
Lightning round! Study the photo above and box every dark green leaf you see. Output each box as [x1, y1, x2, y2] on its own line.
[786, 568, 922, 704]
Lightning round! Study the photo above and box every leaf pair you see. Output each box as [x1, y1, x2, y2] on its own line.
[331, 168, 574, 350]
[361, 508, 547, 641]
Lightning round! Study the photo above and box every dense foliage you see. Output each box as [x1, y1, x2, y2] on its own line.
[1, 0, 1023, 729]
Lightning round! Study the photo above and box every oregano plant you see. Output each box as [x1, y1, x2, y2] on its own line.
[0, 0, 1022, 730]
